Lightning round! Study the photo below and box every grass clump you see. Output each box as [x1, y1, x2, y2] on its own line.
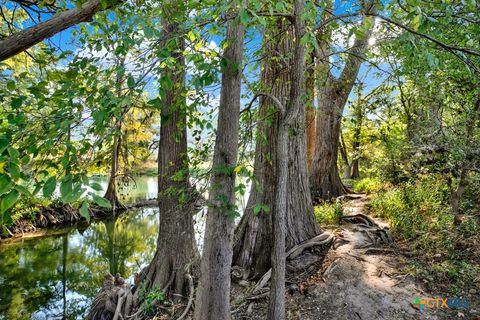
[314, 200, 344, 226]
[353, 177, 383, 194]
[139, 286, 169, 316]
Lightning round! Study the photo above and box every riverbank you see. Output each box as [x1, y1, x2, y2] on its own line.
[0, 199, 157, 243]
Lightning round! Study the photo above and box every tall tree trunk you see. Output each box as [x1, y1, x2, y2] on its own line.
[134, 4, 196, 304]
[268, 1, 306, 319]
[104, 58, 126, 211]
[233, 19, 320, 280]
[193, 4, 245, 320]
[0, 0, 122, 61]
[350, 94, 365, 180]
[306, 52, 316, 173]
[103, 124, 123, 211]
[339, 132, 351, 180]
[350, 159, 360, 179]
[310, 9, 375, 200]
[311, 90, 349, 199]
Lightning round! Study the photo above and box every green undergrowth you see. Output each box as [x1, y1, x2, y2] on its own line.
[366, 176, 480, 294]
[1, 196, 102, 237]
[314, 200, 344, 226]
[352, 176, 384, 194]
[9, 197, 52, 225]
[138, 285, 169, 316]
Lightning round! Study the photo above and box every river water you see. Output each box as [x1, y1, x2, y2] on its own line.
[0, 176, 161, 320]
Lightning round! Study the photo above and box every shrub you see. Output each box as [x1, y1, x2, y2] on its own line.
[314, 200, 344, 226]
[369, 177, 451, 249]
[367, 176, 479, 293]
[353, 177, 383, 194]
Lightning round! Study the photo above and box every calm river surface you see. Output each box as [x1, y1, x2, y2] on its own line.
[0, 176, 161, 320]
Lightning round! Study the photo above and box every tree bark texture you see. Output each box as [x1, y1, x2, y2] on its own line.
[134, 5, 196, 303]
[268, 1, 306, 319]
[310, 10, 374, 200]
[233, 19, 320, 280]
[193, 5, 245, 320]
[339, 132, 352, 180]
[0, 0, 121, 61]
[306, 52, 316, 173]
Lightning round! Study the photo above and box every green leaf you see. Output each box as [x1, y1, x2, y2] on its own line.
[60, 177, 73, 201]
[43, 176, 57, 198]
[187, 31, 196, 42]
[11, 97, 23, 109]
[92, 193, 112, 208]
[0, 175, 12, 196]
[63, 182, 84, 203]
[0, 137, 8, 154]
[413, 14, 422, 31]
[239, 9, 249, 24]
[143, 26, 156, 39]
[127, 76, 135, 89]
[8, 163, 20, 180]
[7, 147, 19, 159]
[79, 201, 90, 222]
[90, 182, 104, 192]
[2, 211, 13, 226]
[14, 184, 30, 197]
[1, 190, 19, 214]
[254, 204, 270, 215]
[7, 80, 15, 91]
[160, 75, 172, 89]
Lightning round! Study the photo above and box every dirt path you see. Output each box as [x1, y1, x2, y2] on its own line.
[284, 194, 478, 320]
[233, 195, 478, 320]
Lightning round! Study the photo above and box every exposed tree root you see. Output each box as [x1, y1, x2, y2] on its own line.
[113, 292, 127, 320]
[87, 274, 129, 320]
[341, 211, 394, 248]
[252, 232, 333, 295]
[87, 271, 195, 320]
[232, 251, 333, 317]
[176, 274, 194, 320]
[335, 193, 366, 201]
[341, 213, 377, 227]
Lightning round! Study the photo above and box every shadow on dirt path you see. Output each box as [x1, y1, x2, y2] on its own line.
[286, 194, 478, 320]
[233, 194, 478, 320]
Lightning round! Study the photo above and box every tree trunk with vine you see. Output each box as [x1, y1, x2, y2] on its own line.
[133, 3, 197, 310]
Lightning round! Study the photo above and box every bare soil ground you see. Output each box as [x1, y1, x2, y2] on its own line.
[233, 195, 479, 320]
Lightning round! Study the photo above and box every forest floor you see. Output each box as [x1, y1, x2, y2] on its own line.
[234, 195, 479, 320]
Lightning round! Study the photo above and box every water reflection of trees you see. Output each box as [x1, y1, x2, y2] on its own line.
[0, 208, 158, 320]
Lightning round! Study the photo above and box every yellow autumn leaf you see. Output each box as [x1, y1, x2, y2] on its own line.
[413, 14, 421, 31]
[0, 162, 5, 174]
[234, 166, 241, 173]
